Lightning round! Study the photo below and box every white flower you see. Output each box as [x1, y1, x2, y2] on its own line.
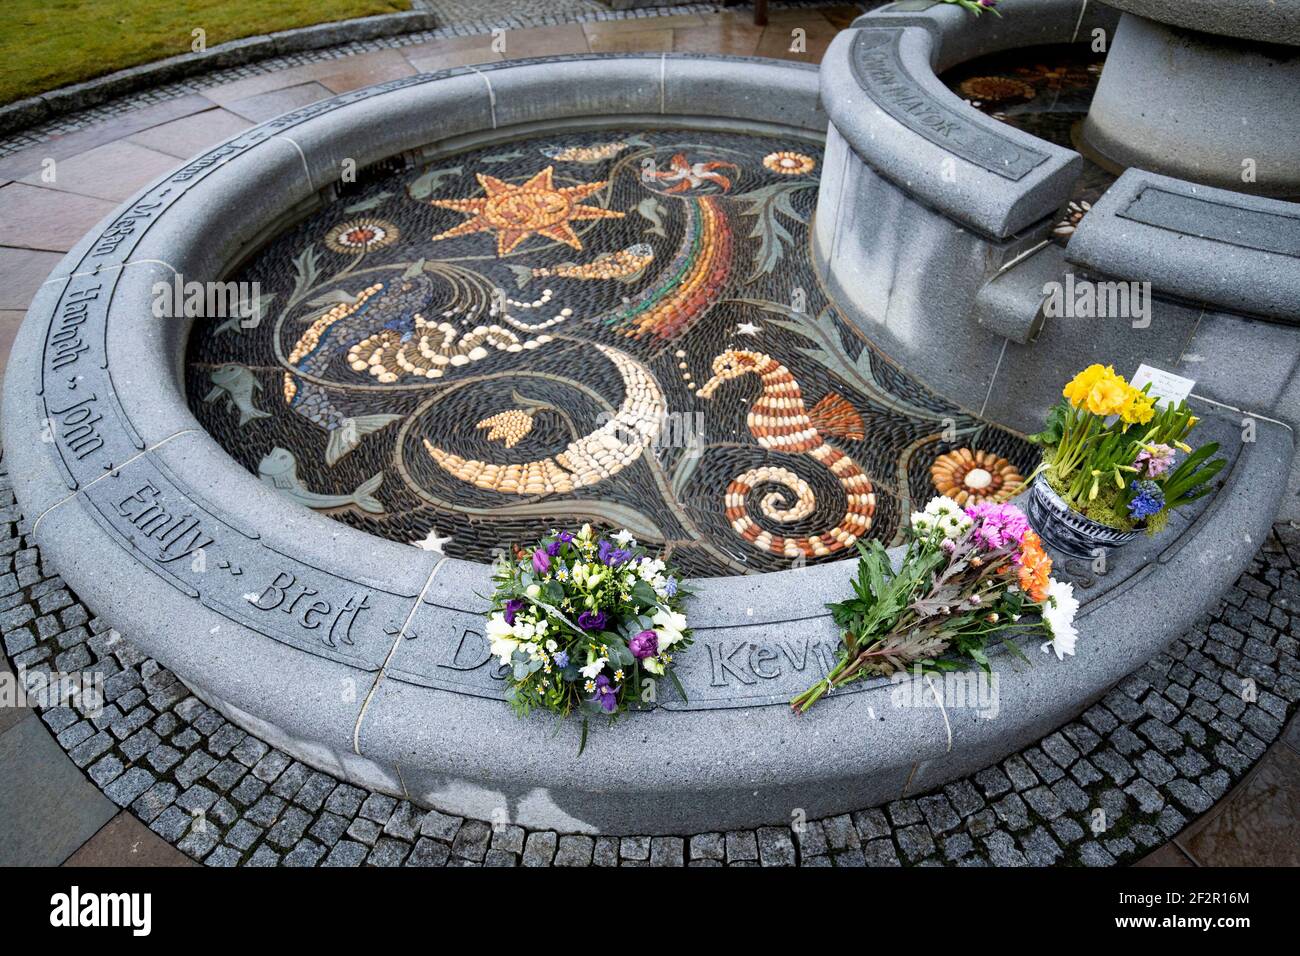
[1040, 578, 1080, 661]
[637, 557, 666, 582]
[579, 657, 608, 679]
[525, 584, 541, 598]
[924, 495, 962, 518]
[940, 511, 972, 539]
[910, 512, 934, 534]
[642, 657, 665, 676]
[486, 613, 520, 666]
[612, 529, 637, 547]
[545, 639, 558, 653]
[653, 607, 688, 649]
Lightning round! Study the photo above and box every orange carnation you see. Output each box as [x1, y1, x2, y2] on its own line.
[1017, 531, 1052, 602]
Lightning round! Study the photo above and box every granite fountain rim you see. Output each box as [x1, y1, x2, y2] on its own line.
[2, 50, 1291, 833]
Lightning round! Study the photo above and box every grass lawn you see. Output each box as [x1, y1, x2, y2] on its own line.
[0, 0, 411, 106]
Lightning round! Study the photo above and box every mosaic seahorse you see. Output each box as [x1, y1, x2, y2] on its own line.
[424, 344, 665, 495]
[603, 196, 732, 341]
[696, 349, 876, 558]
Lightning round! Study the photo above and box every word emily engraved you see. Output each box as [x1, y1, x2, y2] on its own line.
[116, 483, 214, 561]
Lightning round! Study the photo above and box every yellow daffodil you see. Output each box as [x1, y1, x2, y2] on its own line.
[1119, 387, 1156, 425]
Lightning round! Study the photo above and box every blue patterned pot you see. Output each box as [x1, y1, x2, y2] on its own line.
[1024, 475, 1142, 558]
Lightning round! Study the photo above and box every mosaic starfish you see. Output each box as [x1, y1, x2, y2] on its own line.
[429, 166, 623, 255]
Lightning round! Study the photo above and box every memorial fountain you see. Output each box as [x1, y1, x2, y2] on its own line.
[4, 0, 1296, 832]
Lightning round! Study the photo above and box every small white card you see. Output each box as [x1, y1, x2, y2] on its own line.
[1131, 364, 1195, 408]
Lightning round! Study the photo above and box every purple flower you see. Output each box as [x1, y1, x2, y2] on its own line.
[591, 674, 618, 712]
[531, 549, 550, 574]
[664, 576, 678, 598]
[577, 610, 607, 631]
[503, 598, 525, 626]
[629, 629, 658, 659]
[546, 539, 562, 557]
[598, 539, 632, 566]
[965, 502, 1030, 551]
[553, 650, 569, 669]
[557, 531, 574, 543]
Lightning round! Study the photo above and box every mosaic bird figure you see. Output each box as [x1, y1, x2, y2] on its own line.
[696, 349, 875, 558]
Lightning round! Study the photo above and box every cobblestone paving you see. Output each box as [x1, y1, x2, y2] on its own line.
[4, 466, 1297, 866]
[0, 1, 845, 157]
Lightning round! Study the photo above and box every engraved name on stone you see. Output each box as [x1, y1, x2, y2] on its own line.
[91, 198, 167, 257]
[705, 637, 839, 687]
[248, 571, 372, 649]
[48, 284, 101, 371]
[437, 626, 509, 681]
[49, 393, 107, 462]
[116, 482, 214, 560]
[851, 29, 1047, 181]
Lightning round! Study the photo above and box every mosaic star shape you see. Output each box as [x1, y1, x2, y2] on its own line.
[429, 166, 623, 255]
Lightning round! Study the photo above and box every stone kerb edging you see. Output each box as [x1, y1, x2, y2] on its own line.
[1066, 169, 1300, 323]
[825, 0, 1118, 239]
[2, 54, 1290, 833]
[0, 10, 440, 136]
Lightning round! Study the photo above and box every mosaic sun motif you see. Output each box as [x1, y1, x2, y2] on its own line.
[186, 129, 1037, 576]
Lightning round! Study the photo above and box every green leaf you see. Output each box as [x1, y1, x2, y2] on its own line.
[666, 666, 688, 704]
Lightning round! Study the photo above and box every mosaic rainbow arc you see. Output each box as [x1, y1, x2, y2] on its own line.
[187, 129, 1037, 577]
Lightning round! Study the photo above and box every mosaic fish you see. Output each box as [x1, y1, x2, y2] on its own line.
[697, 349, 876, 558]
[204, 365, 271, 427]
[282, 274, 433, 464]
[425, 344, 664, 495]
[505, 243, 654, 288]
[258, 447, 385, 514]
[540, 137, 647, 164]
[603, 196, 732, 341]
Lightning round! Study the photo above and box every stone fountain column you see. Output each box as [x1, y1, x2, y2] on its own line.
[1081, 0, 1300, 197]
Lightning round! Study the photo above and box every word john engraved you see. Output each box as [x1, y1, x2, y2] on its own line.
[49, 393, 106, 462]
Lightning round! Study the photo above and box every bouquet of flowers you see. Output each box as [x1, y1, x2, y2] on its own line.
[1030, 364, 1224, 534]
[486, 524, 691, 746]
[790, 496, 1077, 714]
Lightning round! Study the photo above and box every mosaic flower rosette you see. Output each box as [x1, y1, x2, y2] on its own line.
[486, 525, 692, 732]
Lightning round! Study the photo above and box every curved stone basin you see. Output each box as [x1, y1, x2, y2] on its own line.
[4, 41, 1292, 834]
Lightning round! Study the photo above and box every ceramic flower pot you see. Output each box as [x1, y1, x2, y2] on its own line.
[1024, 475, 1142, 558]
